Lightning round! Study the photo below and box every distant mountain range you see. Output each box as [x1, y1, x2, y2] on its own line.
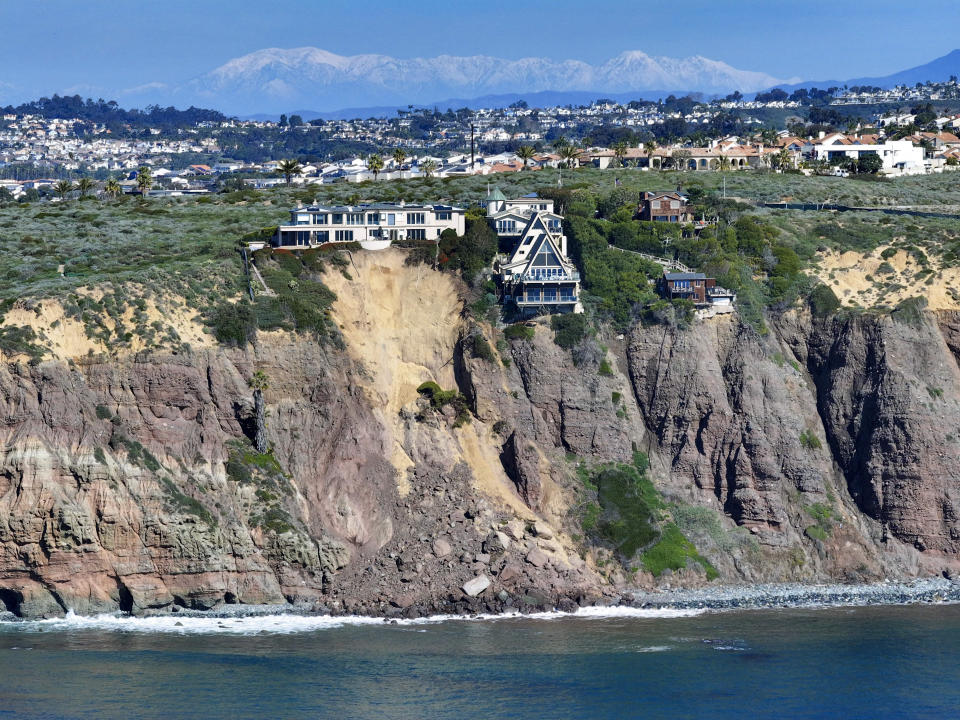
[122, 47, 786, 116]
[101, 46, 960, 119]
[771, 49, 960, 94]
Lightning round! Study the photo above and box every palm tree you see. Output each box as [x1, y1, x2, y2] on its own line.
[392, 148, 407, 170]
[104, 178, 123, 199]
[277, 158, 302, 185]
[553, 135, 568, 151]
[419, 158, 437, 178]
[76, 177, 95, 197]
[53, 180, 74, 200]
[717, 154, 731, 172]
[136, 166, 152, 195]
[775, 147, 792, 171]
[559, 145, 580, 169]
[644, 140, 657, 168]
[612, 141, 628, 167]
[367, 153, 384, 180]
[516, 145, 536, 169]
[248, 370, 269, 454]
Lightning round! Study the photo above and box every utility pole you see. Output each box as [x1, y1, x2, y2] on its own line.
[470, 123, 475, 171]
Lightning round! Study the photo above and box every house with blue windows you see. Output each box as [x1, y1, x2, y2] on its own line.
[274, 202, 465, 251]
[490, 189, 581, 316]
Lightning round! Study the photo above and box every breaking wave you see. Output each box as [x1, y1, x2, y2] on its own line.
[0, 605, 706, 635]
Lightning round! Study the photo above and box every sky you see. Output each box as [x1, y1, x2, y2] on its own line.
[2, 0, 959, 106]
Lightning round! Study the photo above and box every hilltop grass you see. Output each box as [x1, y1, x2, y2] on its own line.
[2, 169, 960, 351]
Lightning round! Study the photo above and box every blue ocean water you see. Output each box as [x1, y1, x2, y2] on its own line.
[0, 604, 958, 719]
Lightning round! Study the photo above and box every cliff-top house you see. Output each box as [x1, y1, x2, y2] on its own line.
[489, 188, 581, 315]
[273, 202, 465, 251]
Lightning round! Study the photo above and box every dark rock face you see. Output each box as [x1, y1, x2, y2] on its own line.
[500, 430, 543, 510]
[782, 311, 960, 554]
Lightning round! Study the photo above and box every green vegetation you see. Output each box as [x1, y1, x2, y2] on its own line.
[804, 501, 835, 543]
[799, 429, 822, 450]
[576, 452, 716, 579]
[598, 358, 614, 376]
[224, 442, 295, 533]
[416, 381, 471, 427]
[809, 284, 841, 318]
[890, 296, 928, 327]
[470, 332, 496, 362]
[504, 323, 535, 341]
[0, 325, 44, 362]
[550, 313, 589, 349]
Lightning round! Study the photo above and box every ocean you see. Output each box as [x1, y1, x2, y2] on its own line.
[1, 604, 958, 719]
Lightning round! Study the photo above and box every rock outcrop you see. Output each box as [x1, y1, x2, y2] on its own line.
[3, 251, 960, 617]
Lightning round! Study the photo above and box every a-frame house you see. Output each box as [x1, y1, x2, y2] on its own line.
[497, 211, 581, 315]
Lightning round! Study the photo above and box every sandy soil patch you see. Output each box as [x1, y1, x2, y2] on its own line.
[812, 246, 960, 310]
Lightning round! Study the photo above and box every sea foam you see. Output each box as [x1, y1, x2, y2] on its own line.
[0, 605, 706, 635]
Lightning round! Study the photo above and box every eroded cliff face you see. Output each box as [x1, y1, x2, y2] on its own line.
[3, 251, 960, 618]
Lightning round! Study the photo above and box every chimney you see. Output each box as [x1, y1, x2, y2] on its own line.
[819, 131, 826, 139]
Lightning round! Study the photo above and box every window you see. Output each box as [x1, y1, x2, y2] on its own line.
[498, 219, 517, 234]
[346, 212, 364, 225]
[315, 231, 329, 244]
[334, 230, 354, 242]
[387, 213, 396, 226]
[366, 213, 380, 224]
[406, 229, 426, 240]
[670, 200, 680, 209]
[332, 213, 343, 224]
[436, 211, 451, 220]
[295, 213, 311, 225]
[406, 212, 425, 225]
[313, 213, 328, 224]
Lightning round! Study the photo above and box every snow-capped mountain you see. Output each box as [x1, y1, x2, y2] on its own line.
[137, 47, 784, 114]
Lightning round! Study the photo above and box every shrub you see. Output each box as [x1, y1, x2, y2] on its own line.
[211, 301, 256, 348]
[809, 284, 841, 317]
[598, 358, 614, 376]
[891, 296, 927, 327]
[799, 429, 822, 450]
[95, 405, 112, 420]
[550, 313, 589, 349]
[641, 523, 719, 579]
[471, 333, 496, 362]
[504, 323, 535, 341]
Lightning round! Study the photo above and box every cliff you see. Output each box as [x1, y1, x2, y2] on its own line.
[1, 250, 958, 618]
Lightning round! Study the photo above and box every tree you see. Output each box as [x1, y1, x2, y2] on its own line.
[559, 145, 580, 168]
[773, 147, 793, 171]
[612, 141, 628, 167]
[392, 147, 407, 169]
[857, 153, 883, 175]
[76, 177, 95, 197]
[53, 179, 74, 200]
[553, 135, 568, 150]
[717, 154, 731, 172]
[248, 370, 270, 454]
[136, 166, 152, 195]
[419, 158, 437, 177]
[516, 145, 536, 169]
[367, 153, 384, 179]
[103, 178, 123, 198]
[277, 158, 302, 185]
[672, 149, 692, 171]
[644, 140, 656, 167]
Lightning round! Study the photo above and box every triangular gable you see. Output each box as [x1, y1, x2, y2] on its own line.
[505, 213, 574, 279]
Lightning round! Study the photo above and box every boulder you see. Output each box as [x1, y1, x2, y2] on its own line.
[462, 575, 491, 597]
[432, 538, 452, 558]
[525, 548, 549, 568]
[500, 430, 543, 509]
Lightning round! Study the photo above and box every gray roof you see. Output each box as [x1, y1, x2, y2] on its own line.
[664, 272, 706, 281]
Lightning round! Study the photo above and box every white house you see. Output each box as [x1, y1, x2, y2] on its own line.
[275, 201, 466, 251]
[812, 139, 925, 175]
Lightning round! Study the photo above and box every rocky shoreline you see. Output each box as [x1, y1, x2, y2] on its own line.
[3, 578, 959, 625]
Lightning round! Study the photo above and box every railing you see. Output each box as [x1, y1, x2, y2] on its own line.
[608, 245, 691, 273]
[522, 270, 581, 281]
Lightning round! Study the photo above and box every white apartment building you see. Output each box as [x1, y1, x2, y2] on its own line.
[275, 202, 466, 251]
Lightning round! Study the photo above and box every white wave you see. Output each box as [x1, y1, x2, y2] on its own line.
[0, 605, 706, 635]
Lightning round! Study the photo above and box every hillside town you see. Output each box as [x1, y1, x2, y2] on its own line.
[3, 78, 960, 199]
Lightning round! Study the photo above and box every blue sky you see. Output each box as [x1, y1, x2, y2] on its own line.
[2, 0, 959, 105]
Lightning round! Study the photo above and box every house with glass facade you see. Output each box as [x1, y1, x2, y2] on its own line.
[274, 202, 465, 251]
[490, 190, 581, 315]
